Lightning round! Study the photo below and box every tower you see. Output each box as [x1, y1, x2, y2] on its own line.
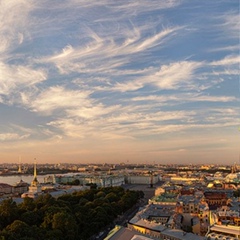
[18, 156, 22, 173]
[21, 159, 42, 198]
[29, 160, 41, 194]
[31, 160, 39, 187]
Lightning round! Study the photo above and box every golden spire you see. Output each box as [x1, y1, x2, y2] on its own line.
[34, 159, 37, 179]
[18, 156, 22, 173]
[31, 158, 39, 186]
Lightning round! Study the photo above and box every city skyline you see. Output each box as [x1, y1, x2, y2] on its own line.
[0, 1, 239, 164]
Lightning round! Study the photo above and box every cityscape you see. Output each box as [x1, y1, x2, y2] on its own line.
[0, 0, 239, 239]
[0, 162, 239, 239]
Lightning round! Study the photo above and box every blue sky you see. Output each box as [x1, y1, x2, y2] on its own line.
[0, 0, 239, 164]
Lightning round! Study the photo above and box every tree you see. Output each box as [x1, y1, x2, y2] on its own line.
[45, 229, 64, 240]
[20, 211, 40, 226]
[52, 212, 78, 240]
[0, 199, 19, 229]
[41, 206, 68, 229]
[0, 186, 142, 239]
[5, 220, 30, 239]
[19, 197, 36, 211]
[35, 194, 56, 209]
[105, 192, 119, 202]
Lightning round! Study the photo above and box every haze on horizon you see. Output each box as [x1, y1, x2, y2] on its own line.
[0, 0, 239, 165]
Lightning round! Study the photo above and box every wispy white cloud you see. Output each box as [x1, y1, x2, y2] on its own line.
[27, 86, 92, 114]
[69, 0, 181, 15]
[67, 104, 120, 119]
[132, 94, 237, 103]
[154, 61, 202, 89]
[209, 45, 239, 53]
[211, 69, 239, 76]
[45, 108, 197, 140]
[0, 133, 30, 141]
[0, 0, 33, 55]
[111, 60, 202, 92]
[132, 95, 178, 102]
[113, 80, 145, 92]
[134, 28, 178, 52]
[194, 95, 237, 102]
[210, 55, 240, 66]
[0, 62, 47, 96]
[41, 26, 179, 75]
[221, 11, 240, 39]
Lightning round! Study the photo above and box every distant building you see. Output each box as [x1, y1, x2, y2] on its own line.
[44, 175, 56, 184]
[53, 174, 125, 187]
[0, 183, 13, 195]
[149, 193, 178, 206]
[126, 174, 159, 185]
[13, 179, 29, 196]
[225, 172, 240, 184]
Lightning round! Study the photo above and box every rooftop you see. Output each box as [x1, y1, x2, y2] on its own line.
[129, 218, 167, 232]
[161, 228, 205, 240]
[210, 224, 240, 237]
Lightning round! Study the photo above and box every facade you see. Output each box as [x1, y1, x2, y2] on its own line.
[0, 183, 13, 195]
[0, 180, 28, 197]
[198, 203, 210, 235]
[204, 191, 229, 210]
[53, 174, 125, 187]
[126, 175, 159, 185]
[216, 206, 240, 226]
[84, 175, 125, 187]
[13, 180, 29, 196]
[128, 218, 206, 240]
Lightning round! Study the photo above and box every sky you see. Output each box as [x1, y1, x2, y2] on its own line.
[0, 0, 239, 165]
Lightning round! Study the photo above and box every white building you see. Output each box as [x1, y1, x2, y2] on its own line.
[126, 175, 159, 185]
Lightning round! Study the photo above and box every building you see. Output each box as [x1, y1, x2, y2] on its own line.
[53, 173, 125, 187]
[128, 217, 206, 240]
[149, 193, 178, 206]
[215, 206, 240, 226]
[13, 179, 29, 196]
[206, 224, 240, 239]
[21, 162, 43, 199]
[105, 225, 154, 240]
[126, 174, 159, 185]
[0, 183, 13, 195]
[204, 191, 229, 210]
